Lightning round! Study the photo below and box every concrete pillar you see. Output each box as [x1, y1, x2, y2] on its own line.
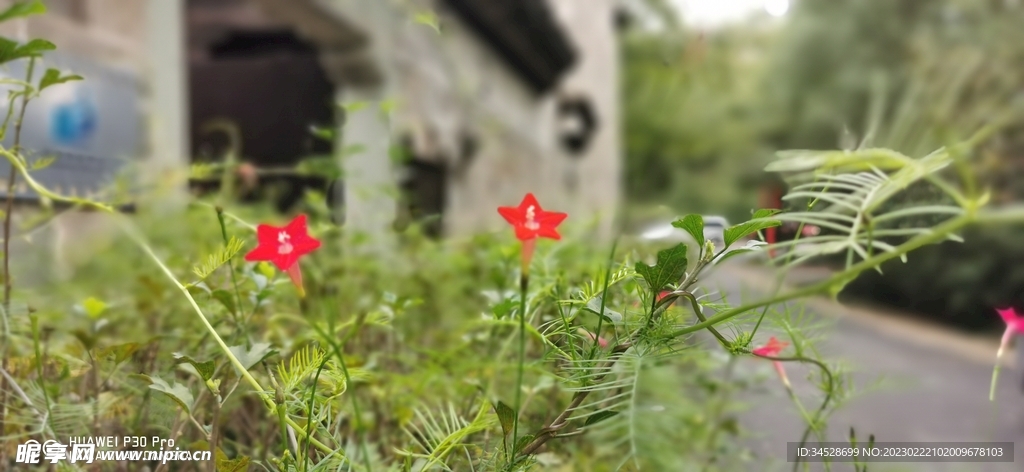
[143, 0, 189, 201]
[337, 88, 397, 250]
[326, 0, 400, 251]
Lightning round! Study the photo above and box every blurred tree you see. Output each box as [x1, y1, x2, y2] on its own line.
[621, 20, 777, 224]
[622, 0, 1024, 328]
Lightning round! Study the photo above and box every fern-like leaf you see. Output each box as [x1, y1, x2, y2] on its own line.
[277, 345, 327, 392]
[764, 148, 965, 269]
[192, 236, 245, 281]
[397, 401, 495, 471]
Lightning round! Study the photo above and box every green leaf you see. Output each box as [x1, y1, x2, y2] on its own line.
[211, 290, 237, 315]
[714, 240, 767, 264]
[174, 354, 216, 381]
[81, 297, 107, 319]
[672, 214, 705, 245]
[192, 236, 244, 281]
[715, 248, 758, 264]
[228, 342, 275, 372]
[29, 155, 55, 170]
[584, 410, 619, 426]
[0, 1, 46, 23]
[494, 401, 516, 437]
[492, 298, 516, 319]
[148, 376, 195, 413]
[38, 68, 82, 92]
[752, 208, 782, 219]
[0, 38, 18, 65]
[256, 261, 275, 280]
[414, 11, 440, 33]
[634, 243, 688, 292]
[216, 453, 250, 472]
[513, 434, 535, 455]
[95, 342, 140, 364]
[582, 297, 622, 324]
[22, 38, 56, 55]
[723, 211, 782, 248]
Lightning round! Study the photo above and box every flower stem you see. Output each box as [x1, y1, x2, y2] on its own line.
[990, 328, 1012, 402]
[511, 262, 529, 458]
[119, 219, 339, 457]
[989, 363, 1001, 403]
[214, 206, 245, 329]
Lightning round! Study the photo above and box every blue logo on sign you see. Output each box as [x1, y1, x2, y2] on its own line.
[50, 88, 97, 146]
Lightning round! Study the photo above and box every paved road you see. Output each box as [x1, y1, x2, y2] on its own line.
[704, 265, 1024, 472]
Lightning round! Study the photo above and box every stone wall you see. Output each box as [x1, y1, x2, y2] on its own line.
[325, 0, 621, 241]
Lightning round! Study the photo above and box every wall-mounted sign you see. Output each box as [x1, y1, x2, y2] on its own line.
[0, 51, 142, 200]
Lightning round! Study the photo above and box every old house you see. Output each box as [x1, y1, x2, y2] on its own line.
[190, 0, 624, 240]
[1, 0, 625, 278]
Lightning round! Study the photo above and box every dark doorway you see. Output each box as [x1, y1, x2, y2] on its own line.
[187, 2, 339, 213]
[397, 159, 448, 238]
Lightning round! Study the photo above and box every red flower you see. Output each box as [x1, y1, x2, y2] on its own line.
[752, 336, 789, 357]
[245, 214, 321, 297]
[992, 307, 1024, 400]
[657, 290, 672, 302]
[997, 307, 1024, 338]
[752, 336, 791, 388]
[498, 193, 567, 274]
[498, 193, 568, 242]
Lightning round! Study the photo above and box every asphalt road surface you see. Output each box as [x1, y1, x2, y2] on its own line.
[704, 265, 1024, 472]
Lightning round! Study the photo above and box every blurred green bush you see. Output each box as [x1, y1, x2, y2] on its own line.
[842, 225, 1024, 331]
[627, 0, 1024, 328]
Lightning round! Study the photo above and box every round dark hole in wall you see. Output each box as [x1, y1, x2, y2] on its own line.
[558, 96, 598, 156]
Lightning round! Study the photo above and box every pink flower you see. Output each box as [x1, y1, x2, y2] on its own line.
[752, 336, 791, 388]
[997, 307, 1024, 338]
[752, 336, 788, 357]
[991, 307, 1024, 400]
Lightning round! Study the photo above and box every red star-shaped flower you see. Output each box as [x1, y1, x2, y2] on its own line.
[245, 214, 321, 297]
[997, 307, 1024, 337]
[245, 214, 321, 270]
[993, 307, 1024, 399]
[498, 193, 568, 241]
[752, 336, 789, 357]
[752, 336, 791, 388]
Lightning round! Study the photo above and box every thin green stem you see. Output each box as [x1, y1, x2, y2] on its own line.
[989, 363, 1001, 403]
[312, 321, 373, 472]
[118, 218, 339, 457]
[302, 359, 329, 472]
[665, 213, 975, 339]
[590, 241, 618, 359]
[214, 206, 246, 329]
[0, 57, 37, 461]
[751, 352, 835, 472]
[511, 270, 528, 457]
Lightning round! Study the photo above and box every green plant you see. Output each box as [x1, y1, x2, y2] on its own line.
[4, 2, 1024, 471]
